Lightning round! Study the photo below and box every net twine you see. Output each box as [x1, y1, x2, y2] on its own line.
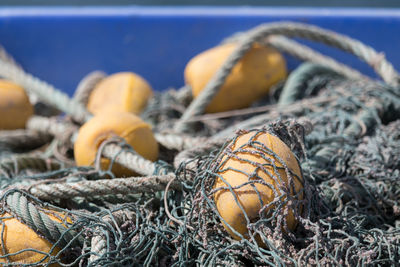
[0, 21, 398, 265]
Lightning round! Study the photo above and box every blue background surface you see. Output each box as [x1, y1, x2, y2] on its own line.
[0, 7, 399, 95]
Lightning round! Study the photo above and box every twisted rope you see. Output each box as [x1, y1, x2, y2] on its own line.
[212, 93, 337, 140]
[27, 116, 78, 145]
[28, 174, 178, 201]
[89, 209, 136, 265]
[173, 139, 224, 170]
[154, 133, 208, 151]
[278, 63, 343, 106]
[174, 22, 400, 132]
[0, 129, 52, 151]
[73, 71, 106, 105]
[0, 58, 92, 123]
[28, 116, 204, 175]
[224, 34, 367, 80]
[0, 50, 166, 179]
[266, 35, 367, 80]
[3, 190, 82, 248]
[89, 234, 107, 266]
[0, 155, 62, 179]
[0, 45, 22, 70]
[174, 85, 193, 106]
[101, 144, 159, 176]
[29, 116, 204, 154]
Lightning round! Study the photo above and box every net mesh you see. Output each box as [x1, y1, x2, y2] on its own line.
[0, 40, 399, 266]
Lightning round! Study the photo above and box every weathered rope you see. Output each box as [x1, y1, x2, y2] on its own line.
[0, 58, 166, 178]
[27, 116, 78, 146]
[28, 174, 179, 201]
[278, 63, 344, 106]
[0, 45, 22, 70]
[88, 208, 136, 265]
[174, 21, 400, 132]
[250, 22, 400, 86]
[0, 155, 62, 179]
[27, 116, 204, 176]
[73, 71, 106, 105]
[0, 58, 92, 123]
[0, 129, 52, 151]
[266, 35, 368, 80]
[223, 33, 366, 81]
[100, 144, 160, 176]
[154, 133, 208, 151]
[3, 190, 82, 248]
[212, 93, 337, 140]
[28, 116, 204, 153]
[173, 139, 225, 170]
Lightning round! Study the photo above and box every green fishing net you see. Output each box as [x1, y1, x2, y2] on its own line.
[0, 34, 399, 267]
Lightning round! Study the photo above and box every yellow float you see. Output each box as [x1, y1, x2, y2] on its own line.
[185, 43, 287, 113]
[213, 131, 304, 243]
[74, 111, 159, 177]
[0, 210, 71, 266]
[87, 72, 153, 115]
[0, 79, 33, 129]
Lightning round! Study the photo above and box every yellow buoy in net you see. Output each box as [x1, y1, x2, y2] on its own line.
[0, 79, 33, 129]
[185, 43, 287, 113]
[213, 130, 304, 243]
[87, 72, 153, 115]
[74, 111, 159, 177]
[0, 211, 70, 266]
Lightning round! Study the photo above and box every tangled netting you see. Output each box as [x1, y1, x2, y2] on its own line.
[0, 22, 399, 266]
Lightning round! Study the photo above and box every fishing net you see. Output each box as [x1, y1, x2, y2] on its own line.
[0, 21, 399, 266]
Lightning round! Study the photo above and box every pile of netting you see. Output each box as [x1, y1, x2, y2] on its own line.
[0, 21, 399, 266]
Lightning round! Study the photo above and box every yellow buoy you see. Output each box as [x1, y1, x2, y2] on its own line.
[0, 210, 71, 266]
[213, 131, 303, 243]
[74, 111, 159, 177]
[185, 43, 287, 113]
[87, 72, 153, 115]
[0, 79, 33, 129]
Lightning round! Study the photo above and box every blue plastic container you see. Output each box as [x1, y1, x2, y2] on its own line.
[0, 7, 399, 95]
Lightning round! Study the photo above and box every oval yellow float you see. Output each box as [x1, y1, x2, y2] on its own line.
[213, 131, 303, 243]
[87, 72, 153, 115]
[0, 79, 33, 129]
[0, 211, 70, 266]
[185, 43, 287, 113]
[74, 111, 159, 177]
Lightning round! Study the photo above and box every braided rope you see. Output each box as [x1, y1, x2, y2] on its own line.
[28, 174, 178, 200]
[174, 22, 400, 132]
[0, 58, 92, 123]
[4, 190, 81, 248]
[73, 71, 106, 105]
